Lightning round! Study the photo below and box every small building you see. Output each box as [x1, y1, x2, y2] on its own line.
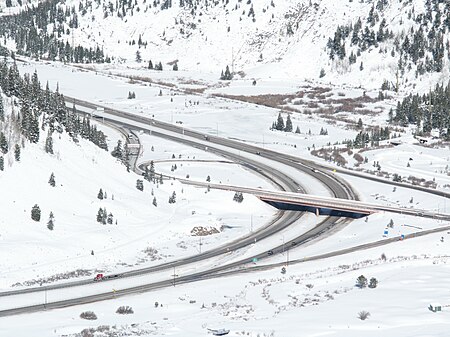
[417, 136, 429, 144]
[389, 140, 402, 146]
[429, 303, 442, 312]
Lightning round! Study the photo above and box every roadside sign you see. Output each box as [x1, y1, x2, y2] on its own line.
[252, 258, 258, 263]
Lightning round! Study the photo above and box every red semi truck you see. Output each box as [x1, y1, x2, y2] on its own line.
[93, 273, 122, 281]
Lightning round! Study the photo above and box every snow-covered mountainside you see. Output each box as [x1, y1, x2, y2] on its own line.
[0, 0, 449, 90]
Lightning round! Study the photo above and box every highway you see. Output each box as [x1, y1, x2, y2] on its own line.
[0, 96, 357, 315]
[1, 95, 447, 316]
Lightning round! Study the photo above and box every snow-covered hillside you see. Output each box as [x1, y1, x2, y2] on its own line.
[1, 0, 449, 91]
[0, 69, 276, 287]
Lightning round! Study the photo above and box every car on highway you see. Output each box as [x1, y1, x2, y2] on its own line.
[291, 241, 297, 246]
[267, 250, 274, 256]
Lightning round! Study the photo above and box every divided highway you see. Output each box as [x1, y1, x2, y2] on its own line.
[0, 97, 358, 316]
[1, 95, 447, 316]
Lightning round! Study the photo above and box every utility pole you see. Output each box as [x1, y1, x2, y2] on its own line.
[231, 47, 234, 74]
[172, 266, 178, 287]
[287, 248, 289, 267]
[250, 214, 253, 232]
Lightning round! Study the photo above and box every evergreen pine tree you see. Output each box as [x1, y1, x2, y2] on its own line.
[285, 114, 293, 132]
[148, 60, 153, 69]
[107, 212, 113, 224]
[319, 68, 326, 78]
[295, 126, 301, 134]
[149, 161, 155, 180]
[31, 204, 41, 222]
[102, 208, 107, 224]
[152, 197, 157, 207]
[276, 113, 285, 131]
[98, 188, 104, 200]
[223, 65, 232, 80]
[0, 132, 8, 154]
[48, 172, 55, 187]
[96, 208, 103, 223]
[357, 118, 363, 128]
[173, 63, 178, 71]
[45, 131, 54, 154]
[14, 144, 20, 161]
[47, 211, 54, 230]
[0, 97, 4, 122]
[144, 166, 150, 181]
[169, 191, 176, 203]
[111, 140, 123, 158]
[0, 156, 3, 171]
[136, 179, 144, 191]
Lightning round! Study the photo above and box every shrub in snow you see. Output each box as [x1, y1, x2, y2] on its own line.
[356, 275, 367, 288]
[368, 277, 378, 288]
[80, 328, 95, 337]
[116, 306, 134, 314]
[358, 311, 370, 320]
[233, 192, 244, 203]
[31, 204, 41, 222]
[80, 311, 97, 320]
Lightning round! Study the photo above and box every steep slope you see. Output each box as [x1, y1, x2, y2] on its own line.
[0, 0, 448, 91]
